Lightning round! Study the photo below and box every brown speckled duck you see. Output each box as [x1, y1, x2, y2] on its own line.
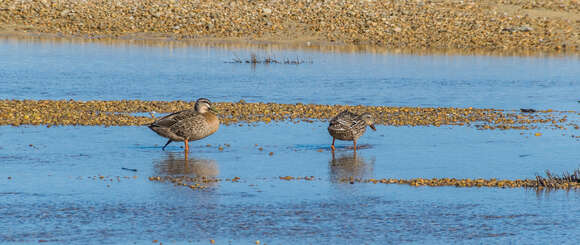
[328, 110, 376, 152]
[148, 98, 219, 153]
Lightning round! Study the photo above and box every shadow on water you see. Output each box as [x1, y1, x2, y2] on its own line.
[153, 152, 219, 178]
[329, 151, 375, 183]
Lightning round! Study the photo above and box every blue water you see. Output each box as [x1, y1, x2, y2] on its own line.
[1, 37, 579, 110]
[1, 36, 580, 244]
[1, 124, 580, 244]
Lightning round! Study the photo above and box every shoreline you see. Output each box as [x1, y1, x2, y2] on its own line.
[1, 30, 577, 57]
[1, 0, 579, 56]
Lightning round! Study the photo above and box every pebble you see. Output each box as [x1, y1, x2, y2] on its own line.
[337, 169, 580, 189]
[149, 172, 578, 190]
[0, 0, 577, 53]
[149, 175, 220, 190]
[1, 99, 577, 131]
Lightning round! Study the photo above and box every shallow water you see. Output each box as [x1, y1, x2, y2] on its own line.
[1, 37, 580, 244]
[1, 37, 580, 110]
[2, 124, 580, 244]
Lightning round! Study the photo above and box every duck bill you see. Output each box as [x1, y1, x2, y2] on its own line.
[370, 124, 376, 131]
[209, 107, 220, 113]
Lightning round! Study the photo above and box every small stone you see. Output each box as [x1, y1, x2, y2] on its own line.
[517, 26, 533, 32]
[60, 9, 70, 17]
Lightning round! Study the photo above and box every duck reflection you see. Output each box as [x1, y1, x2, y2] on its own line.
[154, 152, 219, 178]
[329, 151, 375, 183]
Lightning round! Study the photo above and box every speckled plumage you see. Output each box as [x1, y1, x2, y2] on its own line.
[328, 110, 368, 140]
[148, 98, 219, 151]
[328, 110, 376, 151]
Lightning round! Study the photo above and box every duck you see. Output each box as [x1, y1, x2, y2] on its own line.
[148, 98, 219, 153]
[328, 110, 376, 152]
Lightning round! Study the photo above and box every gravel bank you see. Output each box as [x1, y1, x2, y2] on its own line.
[1, 99, 578, 131]
[1, 0, 578, 53]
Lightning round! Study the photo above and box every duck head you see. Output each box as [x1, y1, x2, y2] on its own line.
[194, 98, 219, 113]
[360, 113, 376, 131]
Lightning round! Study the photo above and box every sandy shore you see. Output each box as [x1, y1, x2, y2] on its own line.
[1, 0, 578, 54]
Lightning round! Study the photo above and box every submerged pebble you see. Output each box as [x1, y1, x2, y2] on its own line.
[148, 172, 579, 190]
[149, 175, 228, 190]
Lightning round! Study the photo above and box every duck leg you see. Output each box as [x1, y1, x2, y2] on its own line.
[353, 139, 357, 152]
[184, 139, 189, 153]
[331, 148, 336, 160]
[161, 139, 172, 151]
[331, 138, 336, 152]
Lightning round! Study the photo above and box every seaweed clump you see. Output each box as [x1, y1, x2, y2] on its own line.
[536, 169, 580, 189]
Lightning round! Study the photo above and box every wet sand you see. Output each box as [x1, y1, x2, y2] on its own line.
[1, 0, 579, 54]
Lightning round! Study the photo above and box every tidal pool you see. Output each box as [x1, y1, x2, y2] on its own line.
[1, 37, 580, 244]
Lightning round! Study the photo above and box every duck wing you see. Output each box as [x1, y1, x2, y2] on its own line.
[149, 109, 198, 128]
[170, 113, 210, 140]
[328, 110, 360, 131]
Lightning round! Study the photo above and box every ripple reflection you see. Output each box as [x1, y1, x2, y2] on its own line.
[154, 152, 219, 178]
[329, 152, 375, 183]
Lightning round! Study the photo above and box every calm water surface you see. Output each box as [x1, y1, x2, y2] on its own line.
[1, 37, 580, 110]
[1, 37, 580, 244]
